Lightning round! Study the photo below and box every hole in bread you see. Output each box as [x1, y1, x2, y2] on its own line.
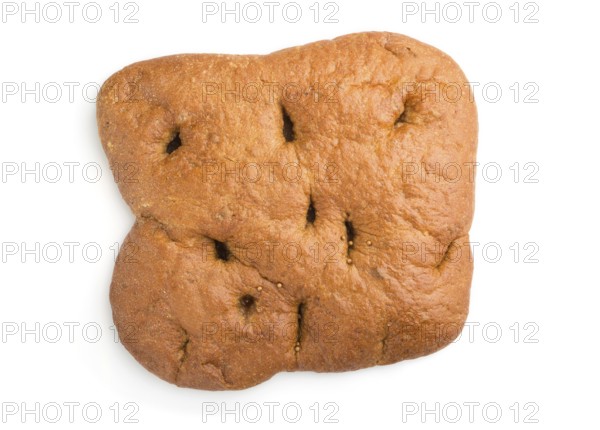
[344, 219, 355, 244]
[166, 131, 182, 154]
[394, 109, 409, 127]
[282, 106, 296, 142]
[239, 294, 256, 313]
[306, 196, 316, 225]
[344, 218, 355, 261]
[214, 240, 230, 261]
[178, 330, 190, 363]
[296, 302, 305, 345]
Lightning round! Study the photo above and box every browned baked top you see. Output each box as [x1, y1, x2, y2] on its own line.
[97, 32, 478, 390]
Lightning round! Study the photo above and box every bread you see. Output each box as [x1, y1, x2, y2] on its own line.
[96, 32, 478, 390]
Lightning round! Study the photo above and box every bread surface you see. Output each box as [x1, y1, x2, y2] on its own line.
[97, 32, 478, 390]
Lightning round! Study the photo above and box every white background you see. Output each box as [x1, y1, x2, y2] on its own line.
[0, 0, 597, 428]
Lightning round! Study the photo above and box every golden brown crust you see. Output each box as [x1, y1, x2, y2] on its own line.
[98, 32, 478, 390]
